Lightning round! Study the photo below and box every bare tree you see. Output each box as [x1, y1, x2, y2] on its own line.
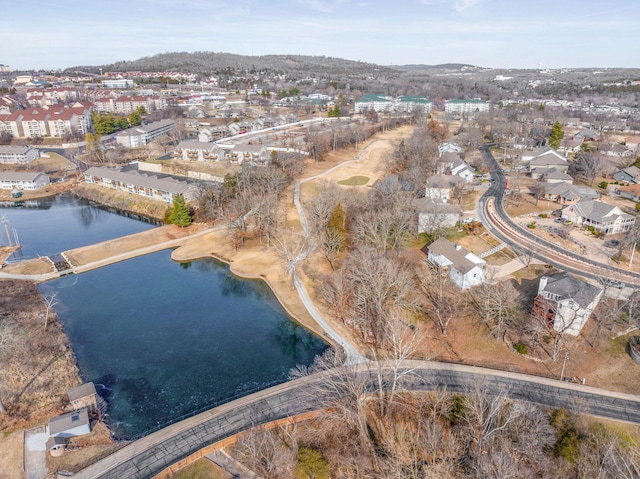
[418, 263, 461, 335]
[42, 292, 58, 331]
[466, 280, 522, 341]
[272, 230, 314, 283]
[571, 150, 605, 186]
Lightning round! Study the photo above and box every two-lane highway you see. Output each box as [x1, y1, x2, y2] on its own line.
[478, 146, 640, 288]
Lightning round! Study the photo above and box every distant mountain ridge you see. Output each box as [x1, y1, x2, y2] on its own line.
[66, 51, 399, 76]
[389, 63, 479, 71]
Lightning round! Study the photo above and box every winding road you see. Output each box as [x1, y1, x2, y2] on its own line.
[477, 146, 640, 287]
[73, 360, 640, 479]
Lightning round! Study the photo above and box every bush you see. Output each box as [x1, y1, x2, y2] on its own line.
[528, 221, 537, 229]
[598, 181, 608, 189]
[514, 342, 528, 354]
[539, 213, 548, 219]
[587, 225, 595, 232]
[295, 447, 330, 479]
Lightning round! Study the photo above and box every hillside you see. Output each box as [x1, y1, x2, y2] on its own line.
[66, 51, 398, 77]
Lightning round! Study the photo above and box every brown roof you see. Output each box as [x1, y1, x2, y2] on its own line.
[68, 382, 97, 402]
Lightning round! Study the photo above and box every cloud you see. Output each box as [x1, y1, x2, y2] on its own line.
[454, 0, 481, 12]
[295, 0, 351, 13]
[419, 0, 481, 12]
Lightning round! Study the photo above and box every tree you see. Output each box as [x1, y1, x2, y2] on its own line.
[328, 105, 341, 118]
[295, 447, 330, 479]
[418, 262, 461, 335]
[168, 195, 192, 227]
[467, 280, 522, 341]
[548, 121, 564, 149]
[570, 150, 605, 186]
[42, 292, 58, 331]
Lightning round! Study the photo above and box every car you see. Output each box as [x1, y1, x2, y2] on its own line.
[490, 178, 496, 183]
[554, 218, 563, 223]
[462, 217, 479, 224]
[604, 240, 620, 248]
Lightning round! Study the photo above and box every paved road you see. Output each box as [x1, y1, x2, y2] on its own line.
[478, 146, 640, 287]
[73, 360, 640, 479]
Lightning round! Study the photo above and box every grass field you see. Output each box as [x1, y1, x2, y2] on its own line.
[337, 175, 370, 186]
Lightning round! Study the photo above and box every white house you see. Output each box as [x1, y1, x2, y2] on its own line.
[444, 99, 490, 114]
[0, 145, 40, 164]
[0, 172, 50, 190]
[415, 198, 462, 233]
[450, 159, 475, 183]
[115, 119, 177, 148]
[427, 237, 486, 289]
[47, 408, 91, 439]
[531, 273, 603, 336]
[175, 141, 221, 162]
[425, 174, 465, 203]
[561, 200, 635, 234]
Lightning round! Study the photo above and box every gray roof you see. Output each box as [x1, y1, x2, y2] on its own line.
[428, 237, 485, 275]
[84, 166, 195, 195]
[621, 166, 640, 179]
[542, 168, 573, 181]
[541, 272, 602, 309]
[118, 119, 176, 137]
[0, 145, 36, 154]
[49, 408, 89, 436]
[571, 200, 634, 223]
[68, 382, 96, 402]
[425, 174, 465, 189]
[544, 182, 598, 201]
[529, 152, 567, 167]
[0, 171, 48, 181]
[176, 141, 218, 151]
[414, 198, 462, 215]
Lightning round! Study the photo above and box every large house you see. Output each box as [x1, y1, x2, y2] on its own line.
[444, 99, 490, 114]
[528, 149, 568, 178]
[115, 119, 177, 148]
[0, 172, 50, 190]
[542, 182, 599, 205]
[415, 198, 462, 233]
[83, 165, 202, 203]
[354, 94, 431, 114]
[426, 237, 486, 289]
[175, 141, 222, 162]
[615, 184, 640, 202]
[561, 200, 635, 234]
[0, 145, 40, 164]
[613, 166, 640, 184]
[424, 174, 466, 203]
[531, 273, 603, 336]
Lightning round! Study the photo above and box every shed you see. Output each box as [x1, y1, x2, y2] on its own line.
[68, 382, 98, 413]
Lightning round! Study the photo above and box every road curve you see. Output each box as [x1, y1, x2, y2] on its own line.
[478, 146, 640, 287]
[73, 360, 640, 479]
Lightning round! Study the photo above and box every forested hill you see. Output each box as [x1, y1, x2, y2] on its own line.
[68, 52, 397, 76]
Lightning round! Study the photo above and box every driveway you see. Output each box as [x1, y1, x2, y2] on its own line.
[24, 427, 48, 479]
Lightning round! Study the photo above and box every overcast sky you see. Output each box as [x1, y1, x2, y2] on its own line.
[3, 0, 638, 71]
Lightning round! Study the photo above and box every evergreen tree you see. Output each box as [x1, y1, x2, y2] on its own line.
[328, 105, 341, 117]
[168, 195, 192, 227]
[548, 121, 565, 149]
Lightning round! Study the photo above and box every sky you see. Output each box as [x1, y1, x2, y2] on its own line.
[2, 0, 639, 71]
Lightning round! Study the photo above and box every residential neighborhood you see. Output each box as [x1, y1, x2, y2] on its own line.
[2, 48, 640, 479]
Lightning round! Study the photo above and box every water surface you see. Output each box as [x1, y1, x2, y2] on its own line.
[0, 194, 156, 261]
[40, 251, 327, 439]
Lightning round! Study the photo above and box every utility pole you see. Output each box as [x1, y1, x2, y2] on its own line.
[629, 241, 636, 268]
[560, 352, 569, 381]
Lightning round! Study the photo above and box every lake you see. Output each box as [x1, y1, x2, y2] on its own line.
[1, 195, 328, 439]
[0, 194, 157, 261]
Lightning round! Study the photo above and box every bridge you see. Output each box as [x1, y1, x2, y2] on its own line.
[74, 360, 640, 479]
